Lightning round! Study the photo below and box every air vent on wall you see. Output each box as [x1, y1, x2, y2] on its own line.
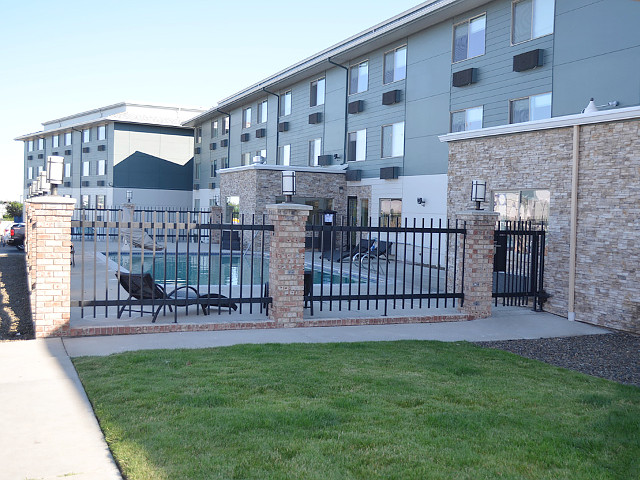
[255, 128, 266, 138]
[513, 49, 544, 72]
[38, 154, 44, 159]
[348, 100, 364, 114]
[220, 139, 228, 147]
[317, 155, 332, 166]
[81, 181, 90, 187]
[210, 142, 216, 150]
[382, 90, 401, 105]
[65, 150, 72, 155]
[195, 147, 201, 154]
[345, 169, 362, 181]
[452, 68, 478, 87]
[97, 145, 106, 151]
[27, 155, 33, 161]
[380, 166, 400, 180]
[209, 182, 216, 189]
[63, 182, 71, 188]
[278, 122, 289, 132]
[308, 112, 322, 124]
[97, 180, 105, 186]
[193, 183, 200, 190]
[52, 152, 58, 156]
[82, 147, 90, 153]
[240, 133, 250, 142]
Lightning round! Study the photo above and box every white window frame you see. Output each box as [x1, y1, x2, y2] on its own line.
[223, 117, 230, 135]
[278, 144, 291, 166]
[381, 122, 405, 158]
[280, 90, 292, 116]
[511, 0, 555, 45]
[82, 129, 90, 143]
[64, 132, 72, 146]
[81, 195, 90, 209]
[195, 161, 201, 180]
[310, 78, 325, 107]
[379, 198, 402, 228]
[82, 161, 90, 177]
[37, 138, 44, 150]
[450, 106, 484, 132]
[349, 60, 369, 95]
[241, 152, 251, 166]
[96, 195, 106, 210]
[242, 107, 252, 129]
[195, 127, 202, 144]
[37, 166, 43, 175]
[27, 140, 34, 152]
[452, 14, 486, 63]
[212, 120, 219, 138]
[52, 135, 59, 148]
[347, 129, 367, 162]
[64, 163, 71, 178]
[28, 166, 33, 179]
[308, 138, 322, 166]
[509, 92, 552, 124]
[97, 159, 106, 176]
[258, 100, 268, 124]
[97, 125, 106, 141]
[383, 45, 407, 84]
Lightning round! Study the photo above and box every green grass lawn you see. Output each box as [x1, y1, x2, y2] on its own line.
[73, 341, 640, 480]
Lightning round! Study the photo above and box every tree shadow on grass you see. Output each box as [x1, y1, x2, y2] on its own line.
[0, 252, 33, 340]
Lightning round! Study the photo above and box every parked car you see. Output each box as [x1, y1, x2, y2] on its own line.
[7, 223, 25, 249]
[0, 222, 13, 246]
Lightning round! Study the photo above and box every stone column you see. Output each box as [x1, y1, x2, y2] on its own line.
[267, 203, 312, 325]
[209, 206, 223, 244]
[456, 210, 499, 319]
[26, 196, 77, 337]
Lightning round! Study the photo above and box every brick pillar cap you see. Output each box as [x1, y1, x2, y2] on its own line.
[27, 196, 76, 206]
[457, 210, 500, 218]
[266, 203, 313, 212]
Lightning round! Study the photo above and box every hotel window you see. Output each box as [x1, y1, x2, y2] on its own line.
[379, 198, 402, 227]
[195, 161, 201, 180]
[195, 127, 202, 144]
[82, 161, 90, 177]
[258, 100, 268, 124]
[212, 160, 217, 177]
[81, 195, 90, 209]
[347, 129, 367, 162]
[37, 166, 43, 175]
[241, 152, 251, 166]
[308, 138, 322, 166]
[96, 195, 106, 210]
[64, 163, 71, 178]
[28, 167, 33, 179]
[221, 157, 229, 169]
[278, 144, 291, 166]
[64, 132, 72, 146]
[453, 14, 486, 62]
[280, 90, 292, 116]
[349, 60, 368, 94]
[381, 122, 405, 158]
[494, 189, 550, 227]
[97, 159, 106, 176]
[211, 120, 219, 138]
[510, 92, 551, 123]
[52, 135, 59, 148]
[310, 78, 325, 107]
[82, 129, 90, 143]
[27, 140, 34, 152]
[223, 117, 229, 135]
[37, 138, 44, 150]
[97, 125, 106, 141]
[450, 106, 483, 132]
[242, 107, 252, 129]
[512, 0, 555, 44]
[383, 45, 407, 84]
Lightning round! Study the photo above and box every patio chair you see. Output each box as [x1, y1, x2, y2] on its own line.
[121, 229, 164, 251]
[116, 272, 237, 323]
[326, 239, 376, 263]
[355, 240, 393, 272]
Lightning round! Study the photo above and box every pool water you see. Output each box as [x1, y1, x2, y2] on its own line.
[109, 252, 359, 286]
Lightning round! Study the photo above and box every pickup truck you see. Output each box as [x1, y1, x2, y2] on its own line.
[8, 223, 25, 249]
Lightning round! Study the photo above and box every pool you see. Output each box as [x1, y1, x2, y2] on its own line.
[108, 252, 361, 286]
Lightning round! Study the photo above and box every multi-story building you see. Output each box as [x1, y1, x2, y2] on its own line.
[184, 0, 639, 224]
[17, 102, 206, 208]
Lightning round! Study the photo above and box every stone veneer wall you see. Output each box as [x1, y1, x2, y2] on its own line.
[447, 118, 640, 333]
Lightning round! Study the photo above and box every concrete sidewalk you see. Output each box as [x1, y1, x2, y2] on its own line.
[0, 308, 611, 480]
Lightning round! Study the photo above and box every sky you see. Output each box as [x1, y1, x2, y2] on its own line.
[0, 0, 425, 202]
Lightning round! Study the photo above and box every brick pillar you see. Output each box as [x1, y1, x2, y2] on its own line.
[267, 203, 312, 325]
[26, 197, 76, 337]
[209, 206, 223, 244]
[456, 210, 499, 319]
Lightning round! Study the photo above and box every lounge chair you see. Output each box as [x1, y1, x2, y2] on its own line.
[354, 240, 393, 272]
[121, 229, 164, 251]
[116, 272, 237, 322]
[326, 239, 376, 263]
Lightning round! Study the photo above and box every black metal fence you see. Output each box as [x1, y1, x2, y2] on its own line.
[71, 207, 272, 321]
[305, 215, 466, 316]
[493, 221, 546, 310]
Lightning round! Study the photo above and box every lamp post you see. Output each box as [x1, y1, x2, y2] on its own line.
[126, 190, 133, 203]
[471, 180, 487, 210]
[46, 155, 64, 196]
[282, 170, 296, 203]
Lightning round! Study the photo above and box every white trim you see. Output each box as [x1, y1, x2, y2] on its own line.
[439, 106, 640, 142]
[221, 164, 347, 175]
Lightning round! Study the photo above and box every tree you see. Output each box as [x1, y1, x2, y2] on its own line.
[5, 201, 23, 219]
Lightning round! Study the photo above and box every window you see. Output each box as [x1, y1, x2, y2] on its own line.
[512, 0, 555, 44]
[381, 122, 405, 158]
[308, 138, 322, 166]
[37, 166, 43, 175]
[64, 163, 71, 178]
[310, 78, 325, 107]
[81, 195, 90, 209]
[280, 90, 292, 116]
[97, 125, 106, 141]
[96, 195, 105, 210]
[258, 100, 268, 124]
[510, 92, 551, 123]
[347, 129, 367, 161]
[37, 138, 44, 150]
[256, 149, 267, 163]
[494, 189, 550, 227]
[27, 167, 33, 179]
[52, 135, 59, 148]
[451, 106, 483, 132]
[195, 161, 200, 180]
[27, 140, 34, 152]
[195, 127, 202, 144]
[278, 144, 291, 166]
[97, 159, 106, 176]
[194, 199, 200, 210]
[82, 161, 90, 176]
[82, 129, 90, 143]
[223, 117, 229, 135]
[64, 132, 72, 146]
[211, 160, 216, 177]
[379, 199, 402, 227]
[242, 107, 252, 129]
[211, 120, 219, 138]
[453, 14, 486, 62]
[241, 152, 251, 166]
[349, 60, 368, 94]
[221, 157, 229, 169]
[383, 45, 407, 84]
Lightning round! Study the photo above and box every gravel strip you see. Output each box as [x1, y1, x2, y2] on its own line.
[0, 250, 33, 340]
[475, 333, 640, 387]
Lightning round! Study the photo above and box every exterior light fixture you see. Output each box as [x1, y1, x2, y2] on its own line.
[39, 171, 50, 195]
[46, 155, 64, 195]
[417, 197, 426, 206]
[282, 170, 296, 203]
[34, 176, 41, 196]
[126, 190, 133, 203]
[471, 180, 487, 210]
[583, 98, 598, 114]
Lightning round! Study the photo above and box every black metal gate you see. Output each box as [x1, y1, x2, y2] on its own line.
[493, 221, 545, 310]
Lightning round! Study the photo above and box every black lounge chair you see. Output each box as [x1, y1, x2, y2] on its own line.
[354, 240, 393, 272]
[116, 272, 237, 323]
[326, 239, 376, 263]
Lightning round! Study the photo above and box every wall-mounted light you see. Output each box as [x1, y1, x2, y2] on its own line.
[126, 190, 133, 203]
[471, 180, 487, 210]
[39, 171, 50, 195]
[46, 155, 64, 196]
[583, 97, 619, 114]
[417, 197, 426, 207]
[282, 170, 296, 203]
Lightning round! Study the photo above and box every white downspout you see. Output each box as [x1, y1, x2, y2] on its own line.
[568, 125, 580, 321]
